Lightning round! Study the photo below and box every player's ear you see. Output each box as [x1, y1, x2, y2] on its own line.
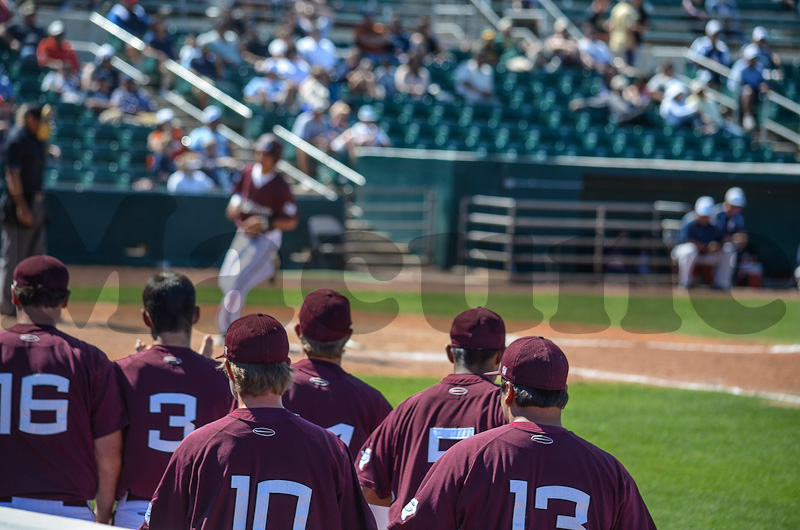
[294, 323, 302, 339]
[224, 360, 234, 380]
[285, 357, 292, 368]
[10, 289, 18, 307]
[192, 306, 200, 325]
[142, 310, 153, 329]
[494, 348, 505, 366]
[446, 344, 454, 364]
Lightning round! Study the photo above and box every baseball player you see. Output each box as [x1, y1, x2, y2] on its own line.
[283, 289, 392, 460]
[389, 336, 657, 530]
[357, 307, 506, 527]
[113, 272, 235, 528]
[140, 313, 377, 530]
[217, 133, 298, 335]
[0, 255, 127, 523]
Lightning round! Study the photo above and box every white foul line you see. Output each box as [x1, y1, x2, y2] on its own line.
[347, 349, 800, 404]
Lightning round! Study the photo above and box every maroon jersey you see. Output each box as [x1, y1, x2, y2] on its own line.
[388, 421, 657, 530]
[357, 373, 505, 522]
[114, 344, 235, 500]
[0, 323, 127, 501]
[141, 407, 377, 530]
[233, 164, 298, 227]
[283, 358, 392, 460]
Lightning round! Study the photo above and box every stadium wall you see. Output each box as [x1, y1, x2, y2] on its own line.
[356, 150, 800, 276]
[45, 188, 345, 269]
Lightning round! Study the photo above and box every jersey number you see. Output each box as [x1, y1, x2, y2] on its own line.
[326, 423, 355, 447]
[427, 427, 475, 463]
[0, 373, 69, 435]
[231, 475, 312, 530]
[510, 480, 591, 530]
[147, 393, 197, 453]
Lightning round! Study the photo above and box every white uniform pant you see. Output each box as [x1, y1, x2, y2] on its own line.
[113, 495, 150, 528]
[0, 497, 94, 522]
[671, 242, 736, 289]
[217, 229, 282, 334]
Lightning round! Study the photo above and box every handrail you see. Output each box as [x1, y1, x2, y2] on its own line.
[536, 0, 583, 40]
[73, 41, 150, 84]
[468, 0, 541, 46]
[273, 125, 367, 186]
[276, 160, 338, 201]
[90, 12, 252, 119]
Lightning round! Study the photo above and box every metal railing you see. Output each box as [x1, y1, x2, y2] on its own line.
[89, 12, 252, 119]
[459, 195, 689, 280]
[272, 126, 367, 187]
[469, 0, 542, 47]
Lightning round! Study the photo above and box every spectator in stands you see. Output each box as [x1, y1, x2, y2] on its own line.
[292, 100, 333, 175]
[243, 66, 293, 109]
[687, 79, 743, 135]
[671, 196, 735, 290]
[167, 151, 216, 195]
[197, 20, 244, 72]
[454, 50, 495, 103]
[689, 20, 730, 86]
[297, 26, 338, 73]
[375, 57, 398, 99]
[36, 21, 79, 74]
[682, 0, 708, 23]
[630, 0, 649, 66]
[1, 1, 45, 61]
[569, 73, 649, 125]
[712, 186, 748, 258]
[81, 44, 118, 92]
[479, 29, 502, 66]
[646, 60, 677, 102]
[745, 27, 782, 80]
[295, 1, 333, 39]
[330, 104, 390, 162]
[395, 51, 431, 99]
[41, 63, 82, 104]
[704, 0, 741, 40]
[347, 57, 383, 99]
[411, 16, 444, 60]
[387, 15, 411, 55]
[189, 106, 231, 158]
[84, 75, 115, 115]
[148, 108, 186, 182]
[189, 43, 224, 108]
[298, 66, 331, 111]
[197, 136, 237, 192]
[543, 18, 581, 71]
[354, 10, 393, 61]
[241, 24, 270, 59]
[579, 23, 613, 72]
[109, 74, 157, 124]
[660, 82, 701, 129]
[107, 0, 151, 38]
[262, 40, 310, 87]
[329, 101, 351, 136]
[584, 0, 610, 42]
[143, 16, 178, 92]
[179, 34, 201, 69]
[608, 0, 638, 65]
[727, 44, 769, 132]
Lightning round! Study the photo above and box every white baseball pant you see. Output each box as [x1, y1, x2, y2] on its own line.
[217, 228, 283, 334]
[671, 242, 736, 289]
[113, 495, 150, 528]
[0, 497, 94, 522]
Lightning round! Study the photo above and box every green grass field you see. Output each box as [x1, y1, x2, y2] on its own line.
[69, 285, 800, 343]
[357, 375, 800, 530]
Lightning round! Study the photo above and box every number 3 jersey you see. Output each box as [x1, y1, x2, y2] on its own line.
[282, 358, 392, 460]
[114, 345, 234, 501]
[356, 373, 505, 523]
[387, 421, 657, 530]
[0, 323, 127, 501]
[140, 407, 377, 530]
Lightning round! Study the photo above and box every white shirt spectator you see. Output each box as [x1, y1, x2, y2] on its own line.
[167, 169, 216, 195]
[454, 58, 494, 103]
[296, 35, 338, 72]
[395, 63, 430, 97]
[261, 56, 310, 85]
[578, 37, 613, 68]
[331, 122, 390, 152]
[243, 76, 287, 103]
[197, 29, 243, 66]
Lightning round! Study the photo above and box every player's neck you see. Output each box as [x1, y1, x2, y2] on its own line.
[15, 307, 61, 327]
[507, 406, 563, 427]
[237, 392, 285, 409]
[153, 331, 192, 349]
[453, 364, 494, 376]
[307, 354, 342, 366]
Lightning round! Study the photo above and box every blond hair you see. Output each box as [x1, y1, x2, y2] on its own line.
[221, 360, 294, 397]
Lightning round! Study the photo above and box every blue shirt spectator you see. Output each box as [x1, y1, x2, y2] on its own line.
[188, 106, 230, 158]
[107, 0, 151, 38]
[110, 76, 156, 114]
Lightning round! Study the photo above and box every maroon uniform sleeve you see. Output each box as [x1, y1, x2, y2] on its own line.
[613, 467, 657, 529]
[386, 446, 465, 530]
[140, 443, 193, 530]
[335, 436, 380, 530]
[90, 348, 127, 438]
[356, 414, 397, 499]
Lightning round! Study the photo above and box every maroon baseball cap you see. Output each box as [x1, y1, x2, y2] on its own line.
[13, 255, 69, 291]
[488, 336, 569, 390]
[450, 307, 505, 350]
[223, 314, 290, 365]
[298, 289, 352, 342]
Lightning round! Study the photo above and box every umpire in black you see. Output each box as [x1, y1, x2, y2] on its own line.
[1, 104, 56, 316]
